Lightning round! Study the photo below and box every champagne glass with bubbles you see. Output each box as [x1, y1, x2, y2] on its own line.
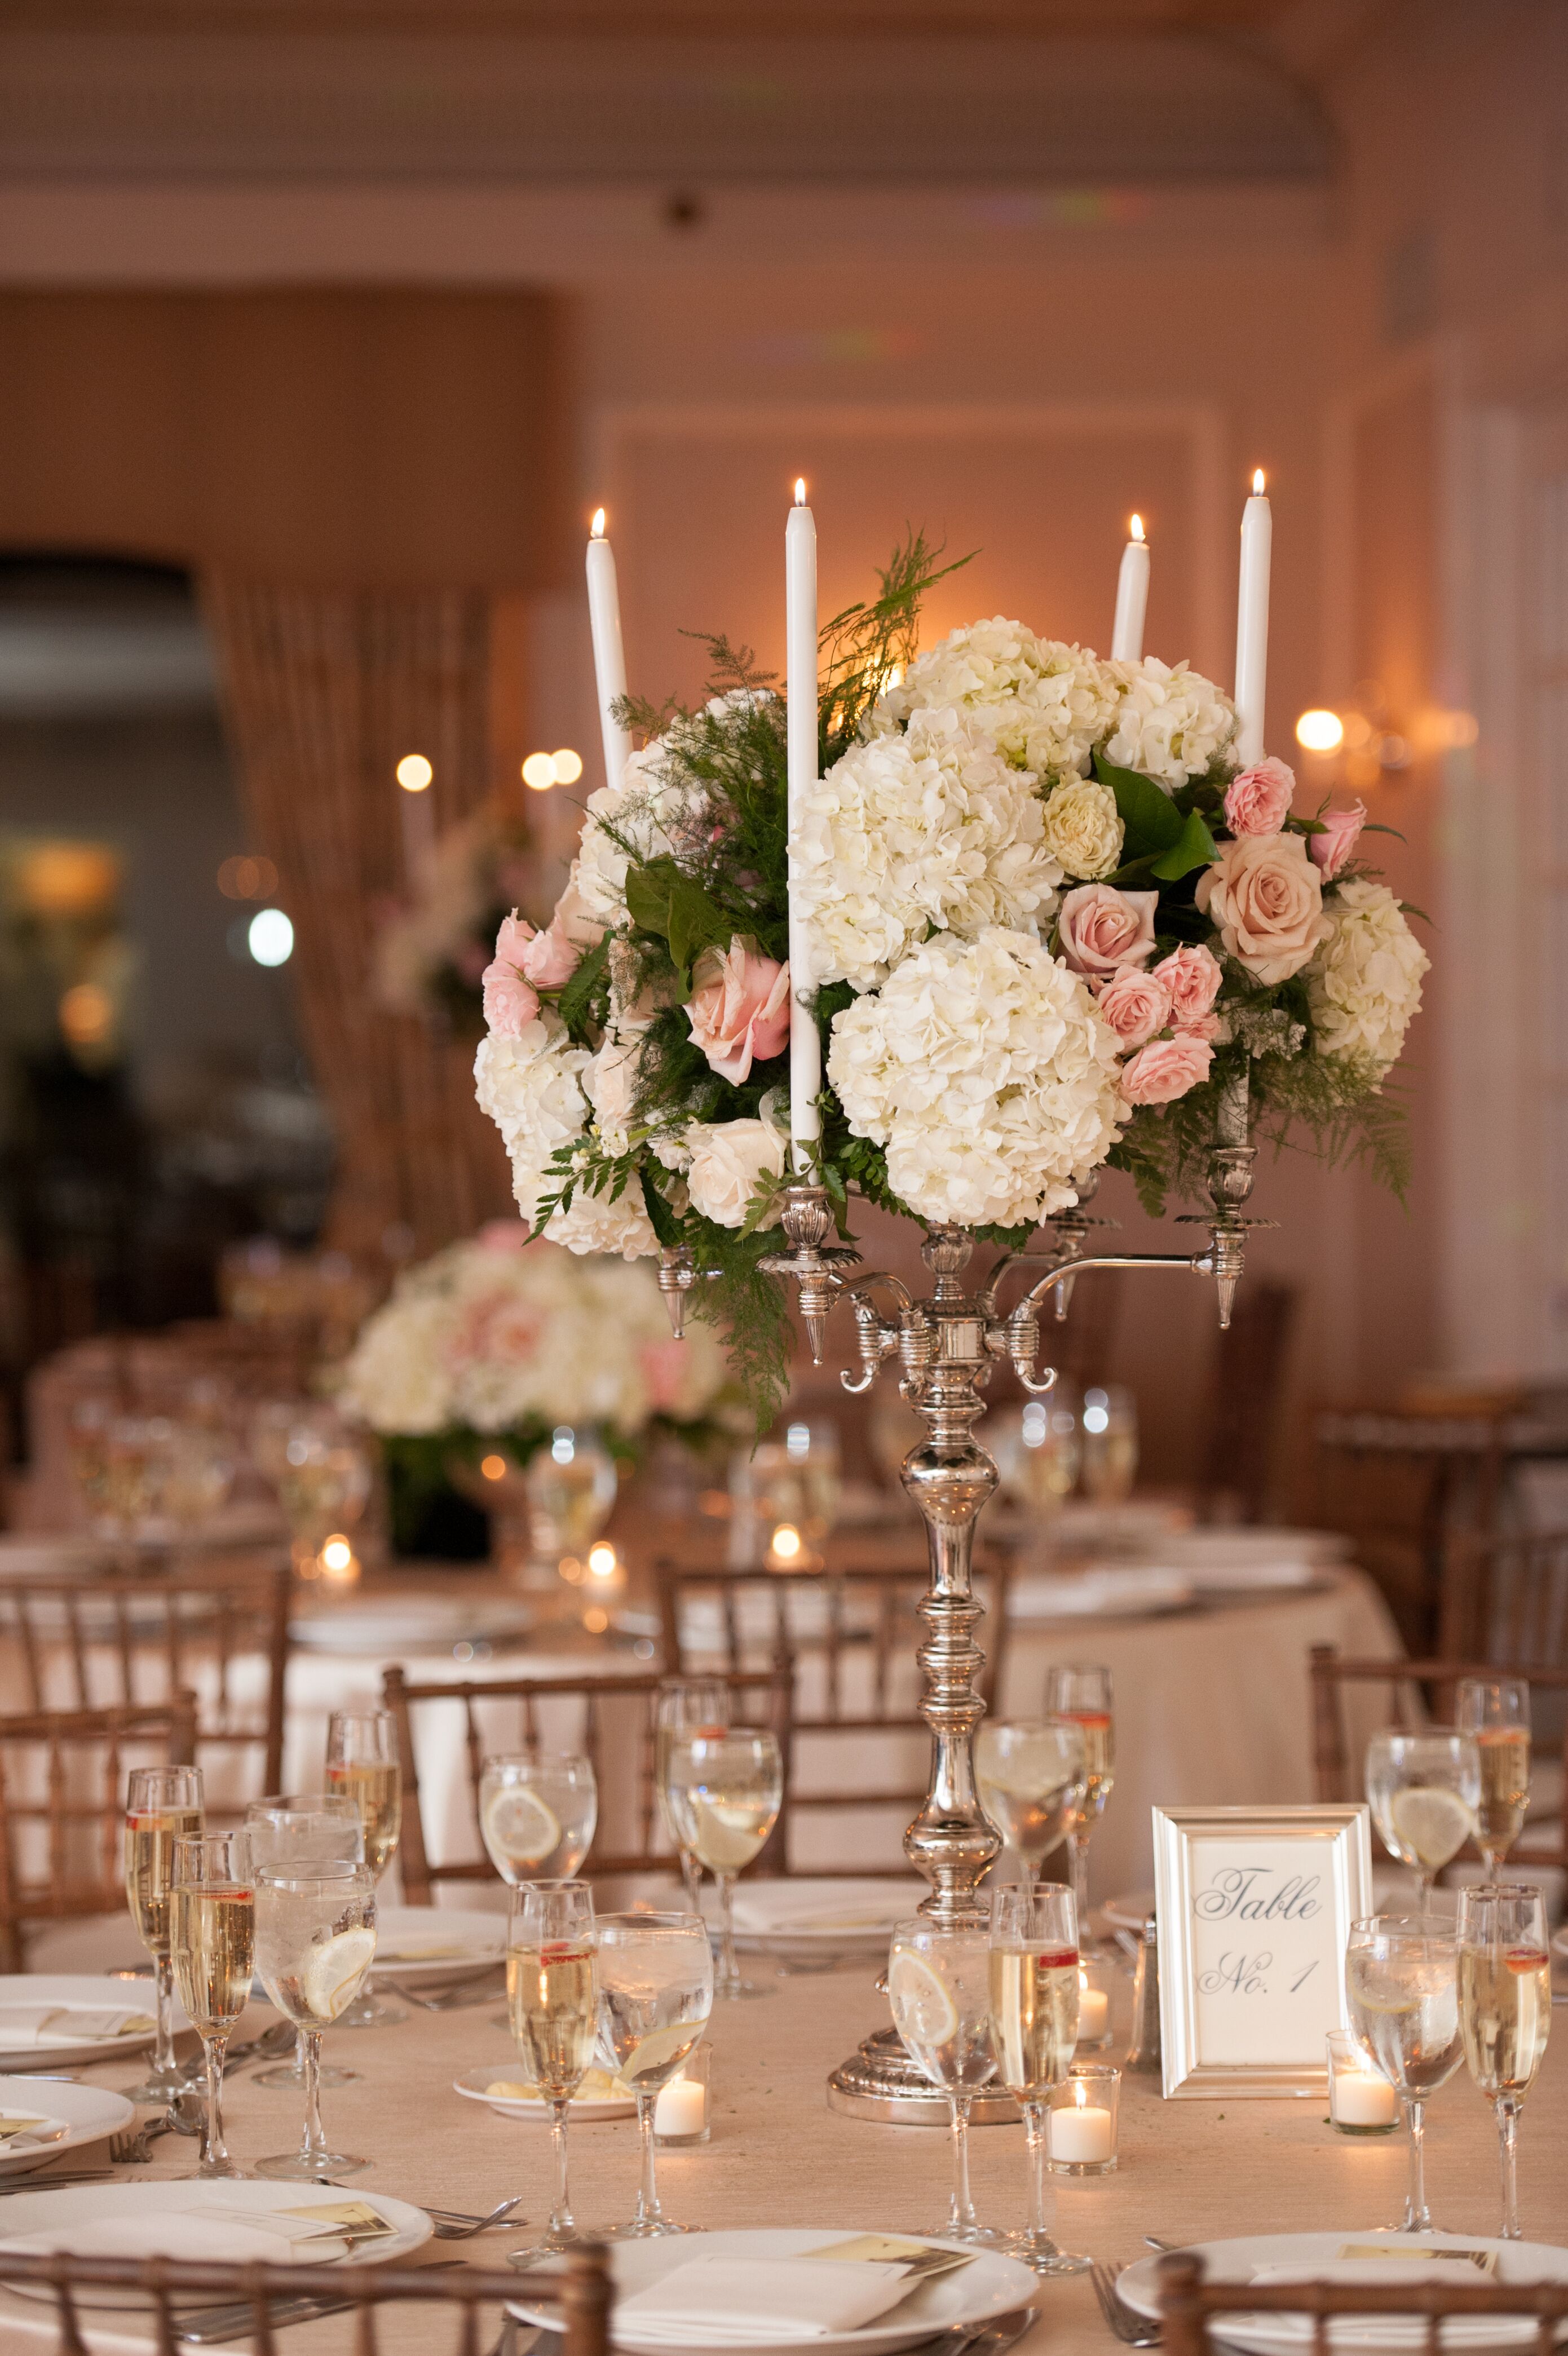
[990, 1884, 1088, 2275]
[506, 1881, 598, 2255]
[1456, 1681, 1532, 1877]
[889, 1920, 1003, 2247]
[254, 1861, 376, 2181]
[1043, 1665, 1114, 1952]
[1458, 1883, 1552, 2240]
[480, 1755, 597, 1884]
[595, 1912, 713, 2239]
[170, 1829, 253, 2180]
[245, 1794, 363, 2092]
[1366, 1729, 1481, 1907]
[665, 1727, 782, 2000]
[976, 1720, 1086, 1889]
[656, 1680, 728, 1911]
[123, 1764, 205, 2103]
[1345, 1913, 1463, 2231]
[325, 1710, 401, 2026]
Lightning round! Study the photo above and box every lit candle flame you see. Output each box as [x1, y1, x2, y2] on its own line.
[794, 478, 807, 506]
[1074, 2080, 1087, 2110]
[1252, 469, 1266, 496]
[590, 507, 606, 538]
[1129, 513, 1145, 543]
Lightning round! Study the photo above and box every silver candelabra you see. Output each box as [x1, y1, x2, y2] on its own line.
[657, 1073, 1269, 2120]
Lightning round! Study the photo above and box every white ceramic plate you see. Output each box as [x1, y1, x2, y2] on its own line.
[0, 2181, 432, 2308]
[1116, 2234, 1568, 2354]
[710, 1879, 929, 1959]
[453, 2065, 637, 2121]
[507, 2229, 1036, 2356]
[0, 2076, 135, 2176]
[288, 1597, 536, 1655]
[1102, 1889, 1156, 1934]
[370, 1905, 506, 1983]
[0, 1977, 189, 2068]
[1155, 1526, 1350, 1570]
[1009, 1567, 1194, 1621]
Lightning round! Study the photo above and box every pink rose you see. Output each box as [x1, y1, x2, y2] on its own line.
[481, 958, 540, 1038]
[1057, 884, 1159, 980]
[1309, 799, 1367, 880]
[477, 1221, 527, 1253]
[1224, 756, 1295, 837]
[1154, 944, 1224, 1033]
[494, 912, 533, 969]
[1096, 969, 1172, 1051]
[1119, 1033, 1214, 1105]
[684, 936, 792, 1085]
[1195, 832, 1327, 984]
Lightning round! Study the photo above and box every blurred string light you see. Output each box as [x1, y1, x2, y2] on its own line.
[480, 1453, 507, 1482]
[217, 854, 279, 901]
[248, 908, 294, 967]
[522, 748, 584, 791]
[58, 981, 113, 1049]
[396, 754, 434, 793]
[1295, 709, 1345, 754]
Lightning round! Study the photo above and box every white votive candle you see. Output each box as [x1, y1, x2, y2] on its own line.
[1334, 2072, 1399, 2128]
[653, 2075, 706, 2138]
[1049, 2102, 1114, 2165]
[1077, 1986, 1110, 2044]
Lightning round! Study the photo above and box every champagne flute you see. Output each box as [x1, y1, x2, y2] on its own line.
[1457, 1883, 1552, 2239]
[245, 1794, 364, 2091]
[170, 1829, 254, 2179]
[989, 1884, 1087, 2275]
[1043, 1665, 1114, 1953]
[664, 1728, 782, 2000]
[480, 1756, 598, 1883]
[1079, 1386, 1138, 1505]
[325, 1709, 401, 2027]
[1345, 1913, 1463, 2231]
[253, 1862, 376, 2181]
[975, 1719, 1086, 1887]
[123, 1764, 205, 2103]
[655, 1679, 729, 1911]
[1456, 1681, 1532, 1876]
[595, 1912, 713, 2239]
[1366, 1730, 1481, 1907]
[506, 1881, 598, 2253]
[888, 1921, 1002, 2247]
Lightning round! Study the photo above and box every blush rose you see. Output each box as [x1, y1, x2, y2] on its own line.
[1119, 1033, 1214, 1104]
[1057, 883, 1159, 980]
[1096, 969, 1172, 1051]
[1153, 943, 1224, 1032]
[1223, 755, 1295, 837]
[684, 936, 792, 1085]
[1309, 799, 1368, 880]
[480, 958, 540, 1038]
[1195, 832, 1328, 984]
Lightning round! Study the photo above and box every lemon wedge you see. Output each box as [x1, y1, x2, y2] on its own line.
[620, 2022, 701, 2085]
[303, 1926, 377, 2022]
[888, 1950, 959, 2049]
[1390, 1787, 1473, 1868]
[690, 1797, 765, 1873]
[483, 1784, 562, 1869]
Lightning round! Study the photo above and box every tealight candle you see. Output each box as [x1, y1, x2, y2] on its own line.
[1076, 1968, 1111, 2048]
[1326, 2030, 1399, 2134]
[653, 2044, 710, 2145]
[1049, 2101, 1113, 2165]
[1046, 2063, 1119, 2176]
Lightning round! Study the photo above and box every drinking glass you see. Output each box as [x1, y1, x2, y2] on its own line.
[1345, 1913, 1463, 2231]
[989, 1885, 1088, 2275]
[325, 1709, 401, 2027]
[273, 1408, 373, 1579]
[1043, 1665, 1114, 1953]
[1079, 1387, 1138, 1505]
[253, 1862, 376, 2180]
[506, 1881, 598, 2253]
[480, 1756, 598, 1884]
[595, 1912, 713, 2238]
[170, 1829, 254, 2178]
[1457, 1883, 1552, 2239]
[1456, 1680, 1532, 1876]
[524, 1425, 619, 1576]
[655, 1679, 730, 1911]
[123, 1763, 205, 2103]
[975, 1719, 1086, 1886]
[664, 1728, 783, 1999]
[1366, 1729, 1481, 1905]
[888, 1921, 1002, 2247]
[990, 1395, 1080, 1519]
[244, 1794, 364, 2090]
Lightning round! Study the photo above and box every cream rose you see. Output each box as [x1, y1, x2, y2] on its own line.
[684, 1117, 789, 1229]
[1195, 833, 1328, 984]
[1039, 779, 1124, 881]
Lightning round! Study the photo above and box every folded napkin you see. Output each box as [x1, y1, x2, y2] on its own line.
[615, 2257, 913, 2345]
[1252, 2260, 1495, 2290]
[0, 2006, 153, 2048]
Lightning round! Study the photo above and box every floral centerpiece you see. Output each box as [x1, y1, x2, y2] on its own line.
[375, 797, 545, 1036]
[474, 540, 1428, 1420]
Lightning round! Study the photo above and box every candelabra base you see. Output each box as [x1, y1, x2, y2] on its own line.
[825, 2028, 1021, 2127]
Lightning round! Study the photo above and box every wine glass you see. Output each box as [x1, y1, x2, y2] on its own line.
[664, 1728, 783, 2000]
[887, 1920, 1002, 2246]
[122, 1763, 205, 2103]
[1456, 1679, 1532, 1876]
[270, 1408, 373, 1580]
[990, 1395, 1080, 1520]
[989, 1884, 1087, 2274]
[595, 1912, 713, 2238]
[1366, 1729, 1481, 1906]
[655, 1680, 729, 1910]
[325, 1709, 401, 2027]
[169, 1829, 254, 2179]
[506, 1881, 598, 2254]
[1345, 1913, 1463, 2231]
[244, 1794, 364, 2091]
[1079, 1386, 1138, 1505]
[975, 1719, 1086, 1886]
[1043, 1665, 1114, 1952]
[1457, 1883, 1552, 2240]
[253, 1861, 376, 2180]
[480, 1756, 598, 1884]
[524, 1425, 619, 1579]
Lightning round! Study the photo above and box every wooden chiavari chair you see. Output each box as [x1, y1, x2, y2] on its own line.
[1157, 2248, 1568, 2356]
[383, 1664, 791, 1904]
[0, 1696, 197, 1969]
[1438, 1524, 1568, 1667]
[1311, 1407, 1508, 1652]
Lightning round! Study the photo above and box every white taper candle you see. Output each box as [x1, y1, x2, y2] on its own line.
[585, 508, 631, 791]
[1234, 470, 1272, 766]
[785, 480, 821, 1168]
[1110, 513, 1149, 662]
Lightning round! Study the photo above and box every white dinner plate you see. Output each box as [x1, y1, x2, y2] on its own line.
[0, 2077, 135, 2176]
[453, 2065, 637, 2121]
[1154, 1526, 1350, 1571]
[707, 1879, 929, 1959]
[1009, 1567, 1194, 1621]
[0, 2181, 432, 2308]
[507, 2229, 1036, 2356]
[369, 1905, 506, 1982]
[1116, 2234, 1568, 2354]
[1102, 1889, 1156, 1934]
[0, 1977, 188, 2068]
[288, 1597, 536, 1655]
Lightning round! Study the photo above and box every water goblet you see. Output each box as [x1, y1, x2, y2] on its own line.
[655, 1679, 729, 1911]
[664, 1728, 782, 1999]
[1345, 1912, 1463, 2231]
[1457, 1882, 1552, 2239]
[169, 1829, 254, 2179]
[1455, 1680, 1532, 1876]
[123, 1763, 205, 2103]
[253, 1861, 376, 2180]
[595, 1912, 713, 2238]
[1366, 1729, 1481, 1906]
[325, 1709, 401, 2027]
[1043, 1664, 1114, 1952]
[888, 1920, 1004, 2247]
[975, 1718, 1086, 1888]
[1079, 1386, 1138, 1505]
[480, 1755, 598, 1884]
[244, 1794, 364, 2090]
[506, 1881, 598, 2253]
[989, 1884, 1088, 2274]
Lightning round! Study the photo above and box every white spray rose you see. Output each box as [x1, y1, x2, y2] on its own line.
[685, 1117, 790, 1229]
[1306, 880, 1429, 1077]
[1102, 657, 1238, 791]
[871, 618, 1120, 785]
[1039, 778, 1124, 881]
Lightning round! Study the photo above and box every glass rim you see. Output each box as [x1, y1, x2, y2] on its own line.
[126, 1767, 202, 1797]
[481, 1752, 593, 1774]
[1348, 1912, 1458, 1942]
[325, 1709, 394, 1727]
[248, 1793, 361, 1819]
[507, 1876, 593, 1898]
[255, 1860, 372, 1891]
[1367, 1725, 1474, 1746]
[595, 1909, 706, 1935]
[890, 1917, 990, 1943]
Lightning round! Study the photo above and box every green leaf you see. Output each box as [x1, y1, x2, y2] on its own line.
[555, 932, 610, 1041]
[1150, 807, 1218, 882]
[639, 1167, 681, 1248]
[623, 857, 732, 993]
[1092, 752, 1183, 861]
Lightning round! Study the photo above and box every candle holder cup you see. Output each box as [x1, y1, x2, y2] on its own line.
[1046, 2065, 1119, 2177]
[1326, 2030, 1399, 2136]
[653, 2042, 711, 2147]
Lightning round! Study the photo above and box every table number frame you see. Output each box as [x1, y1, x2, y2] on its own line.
[1152, 1802, 1373, 2101]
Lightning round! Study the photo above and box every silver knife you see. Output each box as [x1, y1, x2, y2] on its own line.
[175, 2261, 467, 2342]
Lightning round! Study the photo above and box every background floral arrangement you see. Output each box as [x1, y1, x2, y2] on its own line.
[375, 797, 544, 1035]
[473, 541, 1428, 1417]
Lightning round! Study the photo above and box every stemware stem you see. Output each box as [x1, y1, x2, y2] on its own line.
[1402, 2096, 1434, 2232]
[679, 1849, 703, 1915]
[714, 1872, 741, 2001]
[1496, 2096, 1521, 2239]
[546, 2097, 575, 2246]
[152, 1956, 178, 2083]
[196, 2033, 239, 2178]
[634, 2091, 665, 2232]
[1067, 1835, 1092, 1950]
[947, 2092, 977, 2236]
[300, 2030, 329, 2169]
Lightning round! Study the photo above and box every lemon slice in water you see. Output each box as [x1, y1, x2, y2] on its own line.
[888, 1951, 959, 2049]
[1390, 1786, 1473, 1868]
[483, 1785, 562, 1869]
[303, 1927, 377, 2022]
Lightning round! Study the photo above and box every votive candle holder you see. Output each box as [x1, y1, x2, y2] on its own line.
[1046, 2064, 1119, 2176]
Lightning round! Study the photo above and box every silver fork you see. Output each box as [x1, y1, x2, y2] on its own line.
[110, 2118, 173, 2164]
[429, 2197, 528, 2239]
[378, 1975, 505, 2013]
[1090, 2262, 1160, 2347]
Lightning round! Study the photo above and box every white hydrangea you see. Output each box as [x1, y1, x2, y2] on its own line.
[1039, 778, 1124, 881]
[474, 1017, 591, 1225]
[543, 1184, 659, 1261]
[1306, 880, 1429, 1077]
[573, 740, 710, 924]
[827, 928, 1126, 1229]
[870, 618, 1120, 786]
[1102, 657, 1238, 792]
[792, 707, 1063, 991]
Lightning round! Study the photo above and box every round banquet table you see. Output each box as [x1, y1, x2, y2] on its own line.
[0, 1953, 1560, 2355]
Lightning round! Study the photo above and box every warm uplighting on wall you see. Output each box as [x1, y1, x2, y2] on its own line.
[19, 842, 120, 920]
[217, 854, 279, 901]
[58, 981, 113, 1048]
[1295, 709, 1345, 754]
[248, 908, 294, 966]
[396, 753, 434, 793]
[522, 748, 584, 790]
